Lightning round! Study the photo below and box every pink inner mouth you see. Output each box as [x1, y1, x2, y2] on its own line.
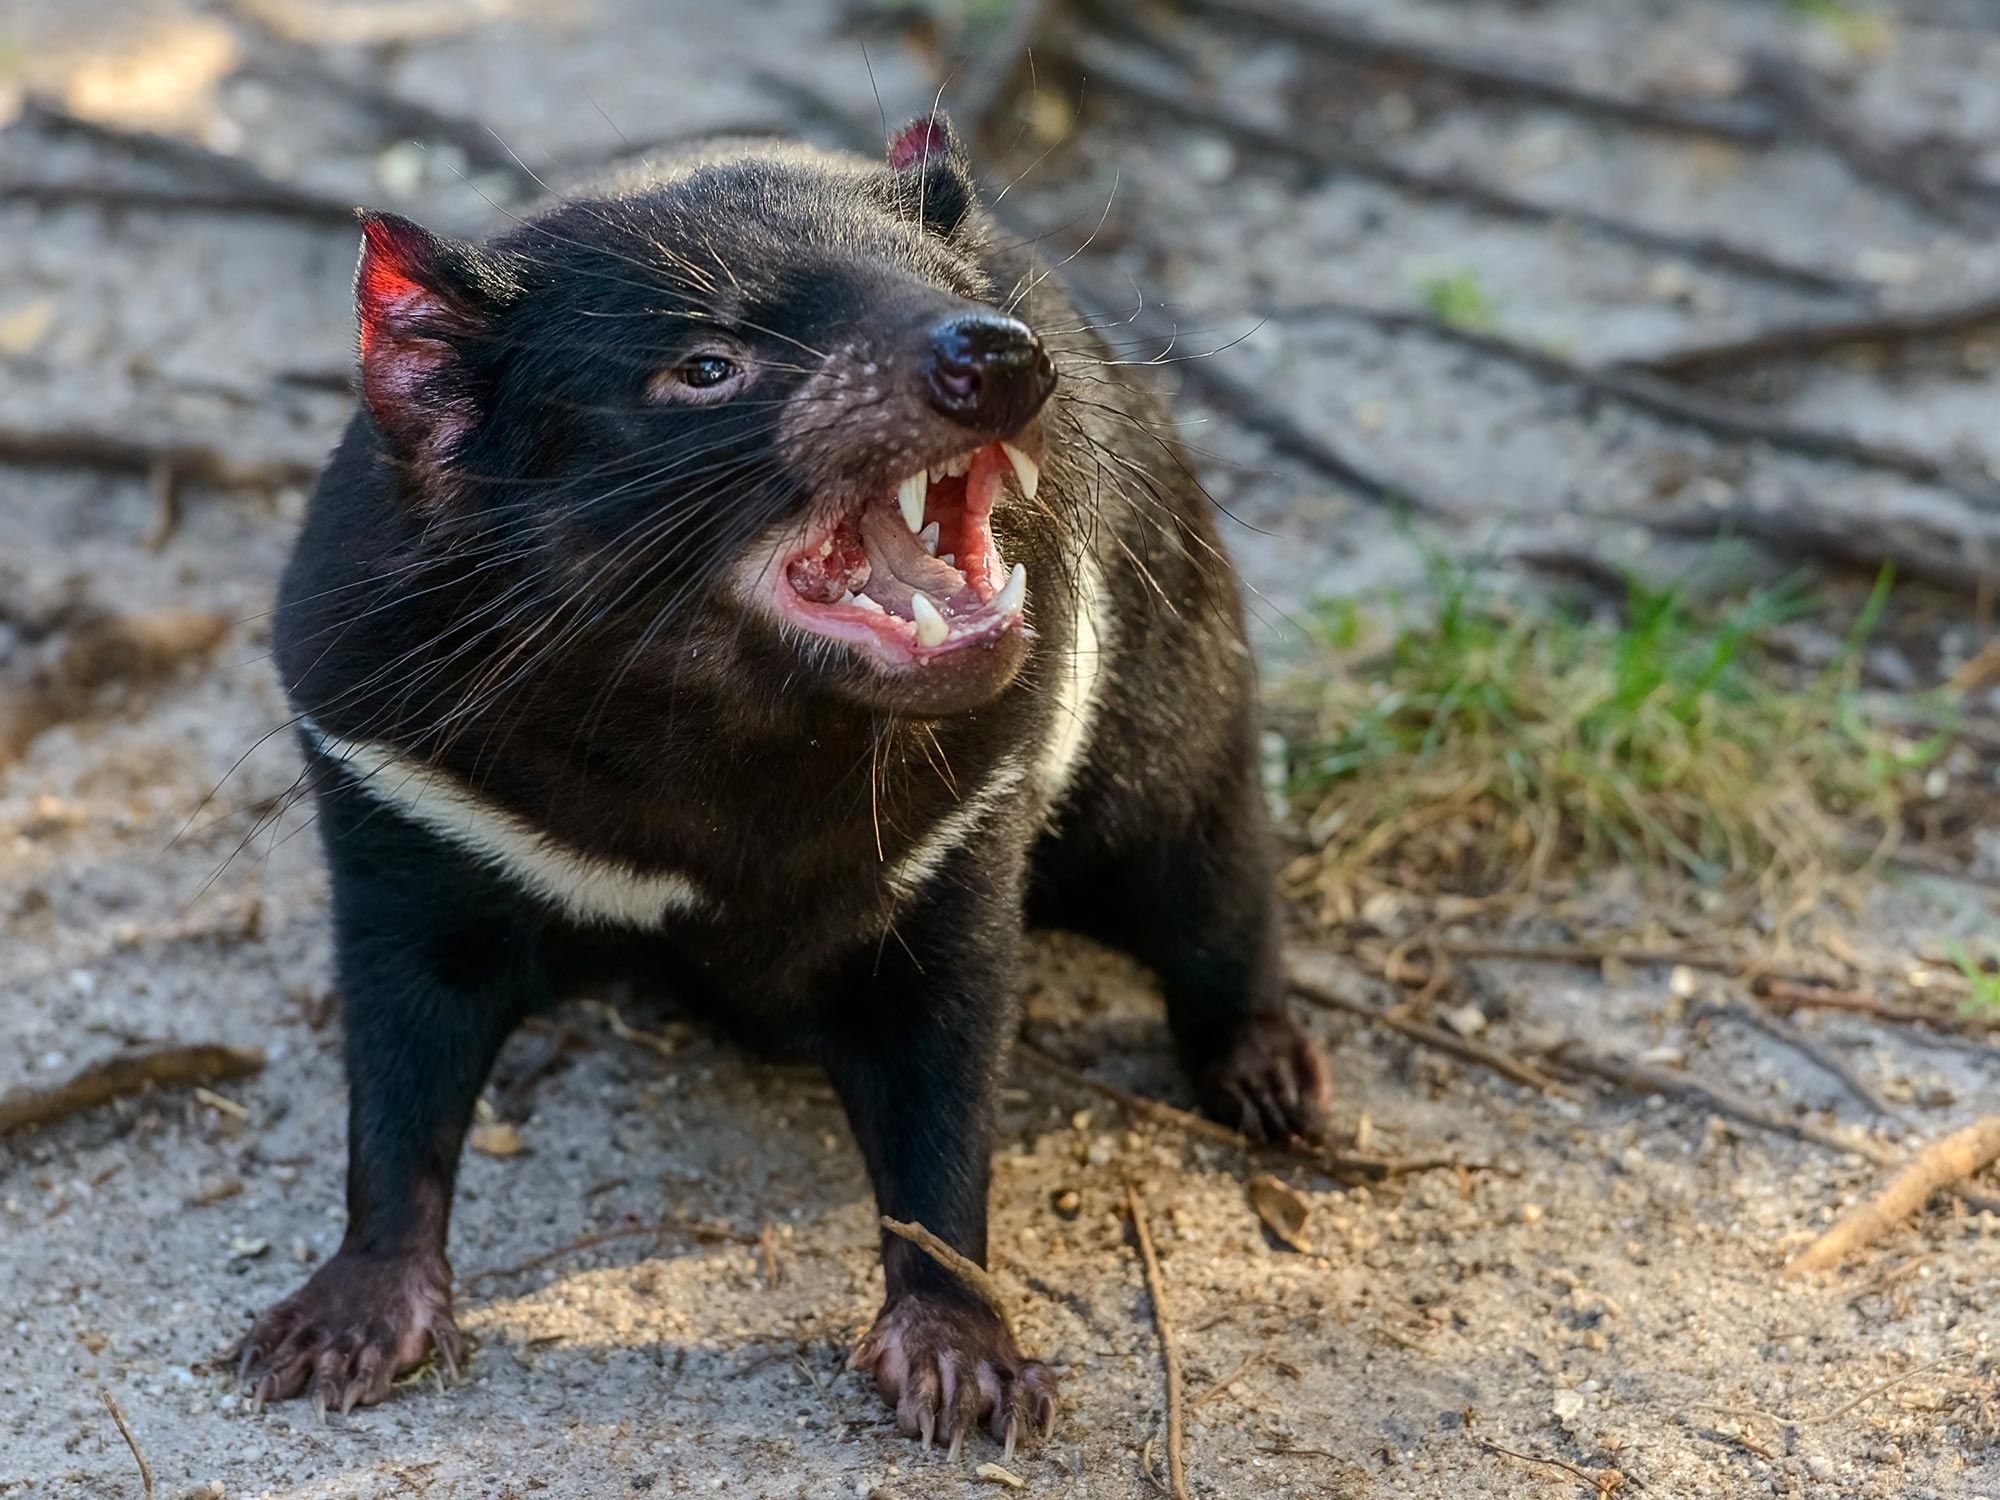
[770, 440, 1030, 663]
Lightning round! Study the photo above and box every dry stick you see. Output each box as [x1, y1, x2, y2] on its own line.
[1125, 1184, 1190, 1500]
[463, 1218, 757, 1290]
[1189, 1348, 1267, 1410]
[1747, 50, 1995, 232]
[1616, 291, 2000, 380]
[1476, 1440, 1622, 1496]
[1278, 298, 2000, 509]
[0, 426, 320, 492]
[1068, 39, 1859, 298]
[0, 178, 357, 220]
[1178, 0, 1778, 144]
[880, 1217, 1013, 1329]
[1285, 953, 1576, 1098]
[100, 1392, 153, 1500]
[1754, 976, 2000, 1040]
[1014, 1041, 1464, 1181]
[1788, 1115, 2000, 1275]
[14, 97, 361, 227]
[1707, 999, 1911, 1126]
[0, 1045, 264, 1135]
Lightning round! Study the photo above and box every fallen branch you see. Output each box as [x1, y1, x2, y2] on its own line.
[1125, 1183, 1190, 1500]
[880, 1217, 1013, 1329]
[1180, 0, 1778, 144]
[1747, 50, 1994, 232]
[1278, 298, 2000, 508]
[1707, 1000, 1911, 1126]
[1550, 1045, 1890, 1165]
[1616, 292, 2000, 381]
[1015, 1041, 1466, 1182]
[1286, 951, 1576, 1098]
[1787, 1115, 2000, 1274]
[0, 425, 320, 491]
[1070, 39, 1858, 298]
[101, 1392, 153, 1500]
[0, 1045, 264, 1135]
[14, 97, 360, 227]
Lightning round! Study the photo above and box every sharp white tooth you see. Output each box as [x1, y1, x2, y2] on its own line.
[918, 521, 940, 556]
[1000, 443, 1039, 500]
[897, 471, 927, 533]
[910, 592, 948, 647]
[994, 561, 1027, 615]
[938, 553, 955, 568]
[852, 592, 886, 614]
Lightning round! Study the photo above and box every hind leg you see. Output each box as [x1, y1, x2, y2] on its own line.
[1036, 761, 1330, 1144]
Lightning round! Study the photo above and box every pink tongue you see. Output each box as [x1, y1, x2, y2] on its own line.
[857, 503, 967, 614]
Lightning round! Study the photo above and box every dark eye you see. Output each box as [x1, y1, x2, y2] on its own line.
[680, 354, 736, 388]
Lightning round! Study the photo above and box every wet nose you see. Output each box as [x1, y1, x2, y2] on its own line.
[926, 313, 1057, 433]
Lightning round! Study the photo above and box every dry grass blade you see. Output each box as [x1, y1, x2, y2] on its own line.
[1477, 1439, 1624, 1494]
[100, 1392, 152, 1500]
[0, 1045, 264, 1135]
[880, 1217, 1012, 1330]
[1788, 1116, 2000, 1275]
[1125, 1184, 1189, 1500]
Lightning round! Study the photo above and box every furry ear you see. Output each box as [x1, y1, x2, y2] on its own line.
[887, 114, 974, 237]
[354, 212, 515, 464]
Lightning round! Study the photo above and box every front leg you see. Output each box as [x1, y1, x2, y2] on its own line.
[818, 857, 1058, 1458]
[236, 795, 546, 1413]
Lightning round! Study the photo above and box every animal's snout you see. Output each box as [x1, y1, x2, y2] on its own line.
[926, 313, 1056, 434]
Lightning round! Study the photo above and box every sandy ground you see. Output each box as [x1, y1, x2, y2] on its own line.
[3, 2, 1999, 1496]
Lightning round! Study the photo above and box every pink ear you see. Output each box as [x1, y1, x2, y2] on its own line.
[354, 213, 484, 462]
[887, 117, 950, 171]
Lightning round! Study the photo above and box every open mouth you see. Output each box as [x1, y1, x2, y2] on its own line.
[768, 439, 1040, 666]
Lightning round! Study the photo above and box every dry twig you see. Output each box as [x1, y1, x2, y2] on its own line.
[1125, 1184, 1189, 1500]
[880, 1216, 1012, 1329]
[464, 1219, 756, 1290]
[1070, 40, 1856, 297]
[1287, 952, 1575, 1097]
[0, 1045, 264, 1135]
[1617, 292, 2000, 380]
[1015, 1040, 1467, 1181]
[1788, 1115, 2000, 1274]
[1707, 1000, 1910, 1125]
[100, 1392, 153, 1500]
[1478, 1439, 1623, 1494]
[0, 425, 320, 491]
[1182, 0, 1776, 143]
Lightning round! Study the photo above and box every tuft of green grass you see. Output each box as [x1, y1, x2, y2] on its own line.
[1277, 551, 1951, 913]
[1945, 942, 2000, 1018]
[1417, 270, 1498, 332]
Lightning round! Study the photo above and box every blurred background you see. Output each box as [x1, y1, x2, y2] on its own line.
[4, 1, 1999, 1496]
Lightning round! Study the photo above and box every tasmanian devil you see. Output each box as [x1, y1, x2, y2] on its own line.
[240, 115, 1332, 1452]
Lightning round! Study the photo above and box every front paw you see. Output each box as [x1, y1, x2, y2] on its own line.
[1194, 1011, 1332, 1144]
[849, 1294, 1059, 1458]
[233, 1247, 460, 1414]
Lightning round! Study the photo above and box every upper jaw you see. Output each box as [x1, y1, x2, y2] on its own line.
[750, 433, 1044, 676]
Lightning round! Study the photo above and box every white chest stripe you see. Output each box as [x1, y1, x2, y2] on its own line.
[887, 755, 1029, 898]
[1035, 549, 1110, 809]
[300, 718, 708, 928]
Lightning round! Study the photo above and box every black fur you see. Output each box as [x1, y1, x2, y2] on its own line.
[240, 118, 1329, 1439]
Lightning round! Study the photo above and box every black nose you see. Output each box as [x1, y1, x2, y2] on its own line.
[927, 313, 1057, 433]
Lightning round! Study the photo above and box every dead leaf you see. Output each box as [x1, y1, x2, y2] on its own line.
[469, 1122, 524, 1157]
[1247, 1173, 1312, 1253]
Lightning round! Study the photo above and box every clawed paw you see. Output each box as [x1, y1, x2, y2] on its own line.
[1197, 1011, 1333, 1145]
[849, 1294, 1058, 1459]
[232, 1247, 460, 1416]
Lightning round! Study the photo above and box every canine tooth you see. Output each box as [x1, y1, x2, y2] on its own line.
[897, 471, 928, 532]
[994, 561, 1027, 615]
[852, 592, 886, 614]
[1000, 443, 1039, 500]
[910, 592, 948, 647]
[918, 521, 940, 555]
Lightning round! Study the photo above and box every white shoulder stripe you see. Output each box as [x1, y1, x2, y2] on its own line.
[888, 755, 1028, 898]
[299, 718, 709, 928]
[1036, 549, 1110, 808]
